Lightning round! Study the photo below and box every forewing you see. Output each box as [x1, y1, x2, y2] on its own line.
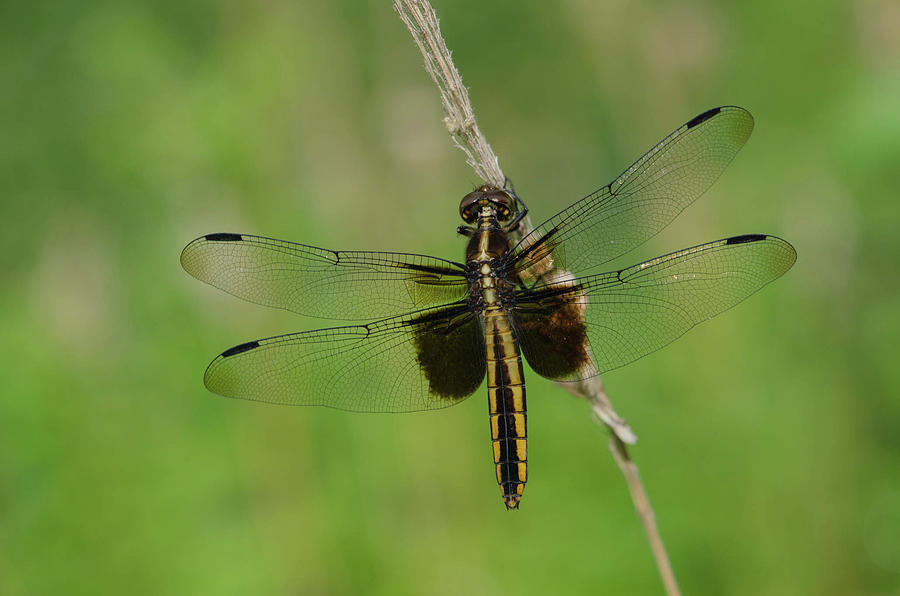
[204, 303, 486, 412]
[510, 107, 755, 282]
[181, 233, 468, 321]
[513, 234, 796, 381]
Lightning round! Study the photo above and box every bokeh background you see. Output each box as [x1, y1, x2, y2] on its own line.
[3, 0, 899, 594]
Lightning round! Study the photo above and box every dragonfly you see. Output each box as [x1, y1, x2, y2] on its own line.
[181, 106, 796, 510]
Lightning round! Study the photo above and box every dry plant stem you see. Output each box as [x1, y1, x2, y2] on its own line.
[560, 371, 637, 445]
[610, 436, 681, 595]
[393, 0, 505, 188]
[394, 2, 679, 594]
[589, 379, 682, 596]
[609, 435, 681, 596]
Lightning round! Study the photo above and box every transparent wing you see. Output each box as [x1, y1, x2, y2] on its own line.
[203, 302, 486, 412]
[509, 107, 755, 282]
[512, 234, 796, 381]
[181, 233, 468, 321]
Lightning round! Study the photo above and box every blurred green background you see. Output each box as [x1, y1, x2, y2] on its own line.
[3, 0, 899, 594]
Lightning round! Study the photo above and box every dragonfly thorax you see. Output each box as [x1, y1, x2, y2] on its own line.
[464, 221, 517, 314]
[464, 220, 511, 263]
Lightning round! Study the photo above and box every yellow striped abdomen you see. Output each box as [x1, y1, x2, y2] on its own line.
[485, 309, 527, 509]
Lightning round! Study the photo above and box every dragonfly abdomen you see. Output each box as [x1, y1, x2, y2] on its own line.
[485, 309, 527, 510]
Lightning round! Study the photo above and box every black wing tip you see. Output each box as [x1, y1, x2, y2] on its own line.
[204, 233, 244, 242]
[686, 107, 722, 129]
[685, 105, 754, 130]
[182, 233, 244, 264]
[724, 233, 798, 269]
[220, 340, 261, 358]
[725, 233, 769, 245]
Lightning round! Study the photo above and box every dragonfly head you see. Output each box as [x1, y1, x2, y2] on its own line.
[459, 185, 518, 225]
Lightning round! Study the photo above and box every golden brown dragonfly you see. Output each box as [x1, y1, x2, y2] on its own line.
[182, 106, 796, 509]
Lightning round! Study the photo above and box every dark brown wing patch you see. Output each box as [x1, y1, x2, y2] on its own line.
[410, 307, 486, 399]
[512, 285, 592, 380]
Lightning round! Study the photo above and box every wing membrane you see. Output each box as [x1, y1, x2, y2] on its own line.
[513, 234, 796, 381]
[510, 107, 755, 282]
[204, 303, 486, 412]
[181, 233, 468, 321]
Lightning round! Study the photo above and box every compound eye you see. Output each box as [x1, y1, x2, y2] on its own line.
[459, 192, 479, 223]
[492, 194, 516, 222]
